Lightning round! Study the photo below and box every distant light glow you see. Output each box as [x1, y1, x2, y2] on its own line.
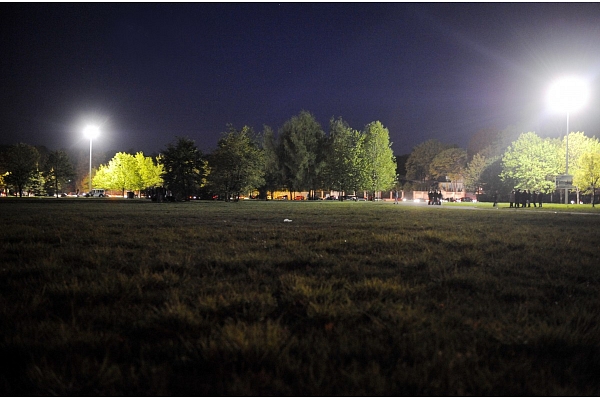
[83, 125, 100, 140]
[547, 76, 590, 113]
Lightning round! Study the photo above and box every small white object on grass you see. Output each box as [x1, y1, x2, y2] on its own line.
[284, 218, 292, 222]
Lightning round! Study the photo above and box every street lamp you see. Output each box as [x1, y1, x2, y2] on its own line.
[547, 76, 590, 204]
[83, 125, 100, 194]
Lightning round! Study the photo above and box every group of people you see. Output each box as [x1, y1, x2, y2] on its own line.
[427, 190, 443, 205]
[509, 189, 543, 208]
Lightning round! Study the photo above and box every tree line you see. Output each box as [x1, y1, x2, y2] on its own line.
[0, 111, 397, 201]
[3, 114, 599, 204]
[402, 126, 600, 205]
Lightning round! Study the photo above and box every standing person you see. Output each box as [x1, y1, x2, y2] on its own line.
[522, 190, 528, 208]
[493, 190, 498, 208]
[515, 189, 521, 208]
[526, 190, 531, 207]
[532, 190, 538, 207]
[538, 191, 543, 207]
[509, 190, 515, 208]
[428, 189, 432, 205]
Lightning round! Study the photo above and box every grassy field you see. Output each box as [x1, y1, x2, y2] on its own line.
[1, 198, 600, 395]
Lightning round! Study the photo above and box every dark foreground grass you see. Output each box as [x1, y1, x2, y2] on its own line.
[1, 198, 600, 395]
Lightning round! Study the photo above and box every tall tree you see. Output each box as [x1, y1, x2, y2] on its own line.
[161, 137, 207, 201]
[28, 169, 46, 196]
[574, 151, 600, 206]
[481, 157, 514, 197]
[43, 150, 75, 197]
[561, 132, 600, 178]
[363, 121, 396, 198]
[93, 152, 163, 196]
[93, 152, 139, 197]
[405, 139, 450, 186]
[207, 125, 264, 201]
[500, 132, 562, 193]
[279, 111, 326, 198]
[324, 117, 368, 197]
[463, 152, 497, 195]
[0, 143, 40, 197]
[430, 147, 467, 192]
[135, 152, 164, 191]
[260, 125, 281, 200]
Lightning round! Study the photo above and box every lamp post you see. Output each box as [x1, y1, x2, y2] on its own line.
[83, 125, 100, 194]
[547, 77, 589, 204]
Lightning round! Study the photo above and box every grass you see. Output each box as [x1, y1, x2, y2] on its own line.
[1, 198, 600, 395]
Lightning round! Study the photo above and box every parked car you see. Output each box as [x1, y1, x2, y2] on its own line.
[86, 189, 107, 197]
[459, 197, 473, 202]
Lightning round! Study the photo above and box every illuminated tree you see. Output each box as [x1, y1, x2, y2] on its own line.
[573, 151, 600, 206]
[94, 152, 163, 196]
[324, 117, 368, 197]
[561, 132, 600, 178]
[135, 152, 164, 190]
[500, 132, 562, 193]
[363, 121, 396, 198]
[93, 152, 139, 196]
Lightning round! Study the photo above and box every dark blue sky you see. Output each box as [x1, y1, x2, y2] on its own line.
[3, 2, 600, 156]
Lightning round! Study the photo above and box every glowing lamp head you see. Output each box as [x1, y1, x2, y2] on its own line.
[547, 76, 590, 114]
[83, 125, 100, 140]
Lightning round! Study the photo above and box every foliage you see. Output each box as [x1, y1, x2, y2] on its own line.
[135, 152, 164, 190]
[93, 152, 139, 196]
[562, 132, 600, 178]
[573, 151, 600, 206]
[480, 157, 514, 198]
[0, 143, 40, 197]
[260, 125, 281, 200]
[43, 150, 75, 197]
[161, 137, 208, 201]
[463, 153, 495, 194]
[405, 139, 450, 182]
[362, 121, 397, 196]
[207, 125, 265, 201]
[429, 147, 467, 191]
[93, 152, 163, 196]
[324, 117, 369, 195]
[500, 132, 562, 193]
[279, 111, 326, 196]
[28, 169, 46, 196]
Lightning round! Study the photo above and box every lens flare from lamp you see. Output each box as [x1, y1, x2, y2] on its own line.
[83, 125, 100, 140]
[547, 76, 590, 113]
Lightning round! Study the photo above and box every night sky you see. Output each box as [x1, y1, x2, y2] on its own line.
[3, 2, 600, 156]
